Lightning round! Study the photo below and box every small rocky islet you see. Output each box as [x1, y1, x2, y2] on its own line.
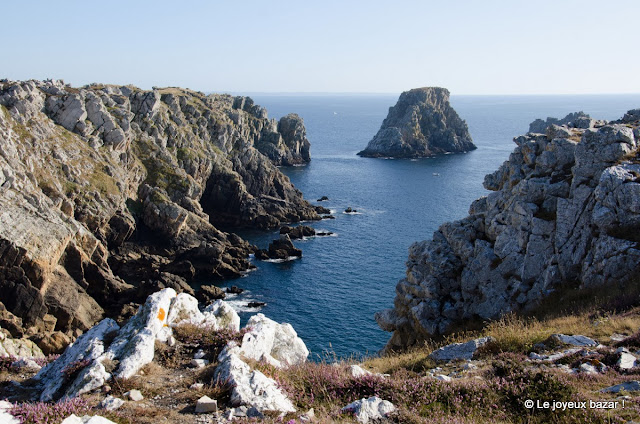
[2, 80, 640, 423]
[358, 87, 476, 158]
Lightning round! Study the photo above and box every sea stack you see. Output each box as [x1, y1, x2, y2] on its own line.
[358, 87, 475, 158]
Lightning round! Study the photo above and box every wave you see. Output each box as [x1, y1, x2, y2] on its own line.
[262, 256, 301, 263]
[223, 292, 266, 314]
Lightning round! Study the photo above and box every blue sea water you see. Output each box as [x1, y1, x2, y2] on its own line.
[220, 93, 640, 360]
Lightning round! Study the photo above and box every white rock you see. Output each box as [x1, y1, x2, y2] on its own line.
[429, 337, 493, 361]
[529, 347, 581, 362]
[341, 396, 396, 424]
[435, 374, 452, 381]
[349, 365, 373, 378]
[616, 349, 638, 370]
[214, 344, 295, 413]
[0, 400, 19, 424]
[105, 288, 176, 379]
[61, 415, 118, 424]
[190, 383, 204, 390]
[601, 381, 640, 393]
[195, 395, 218, 413]
[194, 349, 206, 359]
[190, 358, 209, 368]
[63, 360, 110, 398]
[552, 334, 598, 347]
[240, 314, 308, 368]
[166, 293, 205, 327]
[462, 361, 477, 370]
[579, 363, 598, 374]
[203, 300, 240, 332]
[0, 337, 45, 359]
[10, 358, 41, 371]
[125, 389, 144, 401]
[100, 395, 124, 411]
[34, 318, 120, 402]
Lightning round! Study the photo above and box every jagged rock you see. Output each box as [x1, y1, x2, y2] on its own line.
[529, 348, 581, 362]
[317, 196, 329, 201]
[341, 396, 396, 423]
[34, 318, 120, 401]
[247, 302, 266, 308]
[528, 111, 599, 133]
[30, 331, 71, 355]
[551, 334, 598, 347]
[378, 110, 640, 350]
[214, 344, 296, 413]
[196, 285, 226, 303]
[239, 313, 309, 368]
[429, 337, 493, 361]
[0, 79, 321, 335]
[195, 395, 218, 413]
[255, 234, 302, 260]
[358, 87, 475, 158]
[600, 381, 640, 393]
[280, 225, 316, 239]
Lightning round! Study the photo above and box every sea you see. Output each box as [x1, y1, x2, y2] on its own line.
[217, 93, 640, 360]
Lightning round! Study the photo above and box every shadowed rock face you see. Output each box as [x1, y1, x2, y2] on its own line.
[358, 87, 475, 158]
[377, 109, 640, 351]
[0, 79, 319, 338]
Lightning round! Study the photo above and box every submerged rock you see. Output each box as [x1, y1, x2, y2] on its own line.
[358, 87, 475, 158]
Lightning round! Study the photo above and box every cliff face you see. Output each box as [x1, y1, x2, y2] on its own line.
[358, 87, 476, 158]
[0, 79, 320, 338]
[376, 109, 640, 350]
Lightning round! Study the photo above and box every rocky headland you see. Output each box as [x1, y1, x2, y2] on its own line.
[376, 108, 640, 350]
[0, 79, 323, 348]
[357, 87, 476, 158]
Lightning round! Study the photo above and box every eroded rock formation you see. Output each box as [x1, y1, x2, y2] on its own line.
[358, 87, 475, 158]
[0, 79, 319, 341]
[377, 109, 640, 350]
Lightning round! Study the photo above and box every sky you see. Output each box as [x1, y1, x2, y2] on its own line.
[2, 0, 639, 95]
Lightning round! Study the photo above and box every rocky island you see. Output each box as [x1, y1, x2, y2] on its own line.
[358, 87, 476, 158]
[0, 79, 323, 346]
[376, 109, 640, 350]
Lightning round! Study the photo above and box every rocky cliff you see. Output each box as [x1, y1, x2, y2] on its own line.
[0, 79, 321, 342]
[376, 109, 640, 350]
[358, 87, 476, 158]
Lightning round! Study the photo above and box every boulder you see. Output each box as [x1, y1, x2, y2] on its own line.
[341, 396, 396, 423]
[214, 344, 296, 413]
[551, 334, 598, 347]
[226, 286, 244, 294]
[600, 381, 640, 393]
[279, 225, 316, 239]
[358, 87, 475, 158]
[348, 365, 373, 378]
[195, 395, 218, 413]
[100, 395, 124, 411]
[0, 400, 20, 424]
[429, 337, 493, 362]
[256, 234, 302, 260]
[61, 415, 118, 424]
[196, 285, 226, 303]
[0, 331, 45, 358]
[616, 348, 638, 370]
[239, 313, 309, 368]
[124, 389, 144, 401]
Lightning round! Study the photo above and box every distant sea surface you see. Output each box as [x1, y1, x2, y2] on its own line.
[216, 93, 640, 359]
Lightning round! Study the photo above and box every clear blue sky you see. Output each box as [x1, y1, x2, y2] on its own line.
[3, 0, 639, 94]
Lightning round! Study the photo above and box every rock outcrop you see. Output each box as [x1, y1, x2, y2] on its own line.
[528, 111, 604, 133]
[377, 109, 640, 350]
[358, 87, 475, 158]
[0, 79, 320, 338]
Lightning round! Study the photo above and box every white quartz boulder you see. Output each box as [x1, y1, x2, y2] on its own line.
[240, 313, 308, 368]
[214, 344, 296, 413]
[341, 396, 396, 423]
[104, 288, 176, 379]
[34, 318, 120, 402]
